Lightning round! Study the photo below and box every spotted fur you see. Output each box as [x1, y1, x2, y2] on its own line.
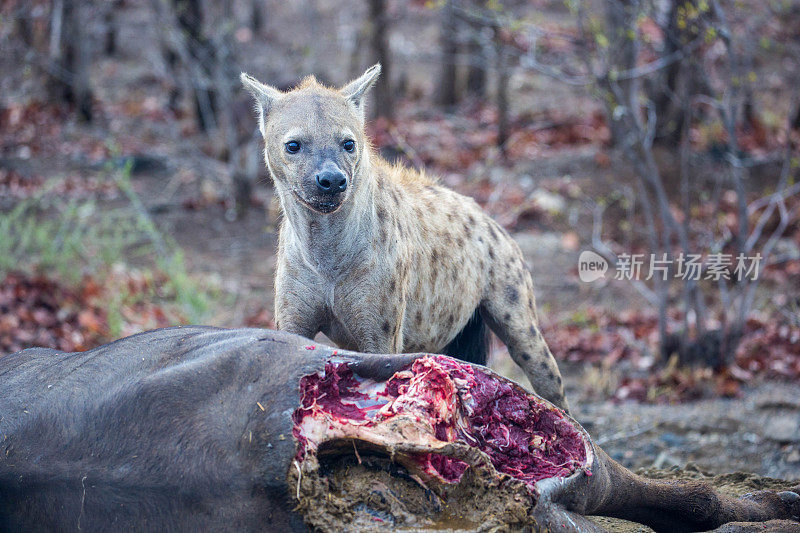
[241, 65, 569, 411]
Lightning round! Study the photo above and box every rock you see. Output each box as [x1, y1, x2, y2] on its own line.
[774, 238, 800, 260]
[764, 415, 800, 444]
[530, 188, 566, 214]
[757, 397, 800, 411]
[91, 154, 169, 175]
[661, 432, 686, 447]
[513, 231, 562, 253]
[695, 417, 741, 435]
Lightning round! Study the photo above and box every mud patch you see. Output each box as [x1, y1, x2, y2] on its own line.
[290, 443, 537, 532]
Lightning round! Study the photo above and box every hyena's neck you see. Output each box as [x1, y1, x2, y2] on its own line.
[279, 154, 380, 278]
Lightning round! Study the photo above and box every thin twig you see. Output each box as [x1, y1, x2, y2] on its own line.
[597, 422, 658, 446]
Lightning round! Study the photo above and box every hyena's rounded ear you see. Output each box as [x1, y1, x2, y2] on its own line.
[240, 72, 282, 137]
[341, 64, 381, 122]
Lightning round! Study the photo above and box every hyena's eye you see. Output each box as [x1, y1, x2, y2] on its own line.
[342, 139, 355, 153]
[285, 141, 301, 154]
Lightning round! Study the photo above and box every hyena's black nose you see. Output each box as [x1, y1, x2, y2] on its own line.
[316, 170, 347, 193]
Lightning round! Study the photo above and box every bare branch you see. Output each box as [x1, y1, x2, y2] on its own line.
[590, 200, 658, 306]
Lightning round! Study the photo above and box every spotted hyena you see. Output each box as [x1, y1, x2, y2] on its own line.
[241, 64, 569, 411]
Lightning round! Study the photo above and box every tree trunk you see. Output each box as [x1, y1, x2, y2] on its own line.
[104, 0, 124, 56]
[465, 20, 487, 97]
[172, 0, 218, 132]
[603, 0, 637, 146]
[437, 0, 459, 107]
[494, 31, 510, 155]
[369, 0, 393, 120]
[15, 9, 34, 48]
[651, 0, 683, 144]
[251, 0, 263, 33]
[48, 0, 93, 122]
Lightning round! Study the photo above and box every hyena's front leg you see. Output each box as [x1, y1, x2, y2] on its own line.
[334, 277, 406, 353]
[481, 256, 569, 412]
[274, 262, 326, 340]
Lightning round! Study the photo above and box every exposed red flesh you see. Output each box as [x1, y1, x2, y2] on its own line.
[292, 355, 588, 490]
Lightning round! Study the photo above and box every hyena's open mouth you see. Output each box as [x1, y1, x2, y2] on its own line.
[289, 355, 593, 532]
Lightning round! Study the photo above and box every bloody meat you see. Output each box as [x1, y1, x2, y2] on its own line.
[292, 355, 588, 490]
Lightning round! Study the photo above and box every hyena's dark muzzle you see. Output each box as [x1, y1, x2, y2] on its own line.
[302, 160, 348, 213]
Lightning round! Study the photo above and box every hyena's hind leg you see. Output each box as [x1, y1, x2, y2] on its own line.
[443, 308, 491, 366]
[480, 251, 569, 412]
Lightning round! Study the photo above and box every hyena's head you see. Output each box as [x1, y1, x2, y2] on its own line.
[241, 65, 380, 214]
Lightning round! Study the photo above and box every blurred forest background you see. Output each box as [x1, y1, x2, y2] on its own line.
[1, 0, 799, 480]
